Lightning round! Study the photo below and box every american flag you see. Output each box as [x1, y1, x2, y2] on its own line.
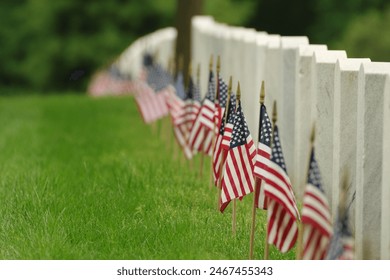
[87, 66, 135, 97]
[253, 104, 272, 210]
[172, 76, 200, 159]
[183, 76, 201, 133]
[220, 93, 236, 151]
[133, 81, 168, 124]
[146, 63, 173, 92]
[188, 70, 216, 155]
[263, 125, 300, 253]
[142, 53, 173, 93]
[301, 147, 333, 259]
[220, 100, 256, 212]
[212, 76, 229, 186]
[326, 207, 354, 260]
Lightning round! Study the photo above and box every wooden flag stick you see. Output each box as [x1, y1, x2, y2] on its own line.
[217, 75, 232, 210]
[196, 63, 205, 178]
[209, 55, 218, 189]
[151, 121, 157, 136]
[264, 100, 278, 260]
[186, 60, 193, 171]
[231, 81, 241, 235]
[296, 123, 316, 260]
[249, 81, 265, 259]
[166, 57, 175, 152]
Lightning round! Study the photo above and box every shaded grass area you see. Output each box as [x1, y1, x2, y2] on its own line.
[0, 94, 295, 260]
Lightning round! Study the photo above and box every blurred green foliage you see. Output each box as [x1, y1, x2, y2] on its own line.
[334, 5, 390, 62]
[0, 0, 175, 91]
[0, 0, 388, 92]
[246, 0, 389, 61]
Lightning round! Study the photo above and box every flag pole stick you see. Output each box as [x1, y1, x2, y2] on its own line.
[199, 128, 205, 178]
[217, 75, 232, 210]
[166, 58, 175, 153]
[172, 55, 184, 162]
[196, 63, 205, 178]
[232, 199, 237, 234]
[209, 55, 218, 189]
[151, 121, 157, 136]
[186, 60, 193, 171]
[231, 81, 241, 235]
[249, 81, 265, 259]
[296, 124, 316, 259]
[264, 100, 278, 260]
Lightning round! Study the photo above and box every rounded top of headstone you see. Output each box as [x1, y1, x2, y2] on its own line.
[360, 62, 390, 75]
[299, 44, 327, 56]
[281, 36, 309, 48]
[314, 50, 347, 63]
[158, 27, 177, 39]
[241, 28, 257, 43]
[267, 35, 281, 48]
[192, 15, 215, 27]
[337, 58, 371, 72]
[256, 32, 269, 46]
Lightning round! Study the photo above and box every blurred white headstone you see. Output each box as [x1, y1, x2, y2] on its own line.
[333, 58, 370, 234]
[313, 50, 347, 207]
[294, 44, 327, 199]
[279, 36, 309, 190]
[356, 62, 390, 259]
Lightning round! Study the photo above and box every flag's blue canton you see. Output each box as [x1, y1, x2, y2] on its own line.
[230, 102, 250, 148]
[175, 71, 186, 100]
[193, 78, 202, 102]
[226, 94, 236, 124]
[147, 64, 172, 92]
[307, 148, 324, 192]
[208, 71, 216, 101]
[259, 104, 272, 146]
[271, 126, 287, 173]
[218, 77, 228, 107]
[326, 212, 352, 259]
[186, 77, 195, 100]
[204, 71, 215, 102]
[219, 93, 236, 135]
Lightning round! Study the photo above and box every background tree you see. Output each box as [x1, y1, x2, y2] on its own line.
[0, 0, 388, 93]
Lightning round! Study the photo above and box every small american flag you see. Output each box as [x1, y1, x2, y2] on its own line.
[184, 76, 201, 133]
[220, 100, 256, 212]
[253, 104, 272, 210]
[173, 76, 200, 160]
[220, 93, 236, 151]
[188, 70, 216, 155]
[326, 207, 354, 260]
[263, 125, 300, 253]
[301, 147, 332, 259]
[212, 76, 229, 186]
[133, 81, 168, 123]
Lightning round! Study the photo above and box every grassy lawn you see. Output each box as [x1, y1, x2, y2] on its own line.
[0, 93, 295, 260]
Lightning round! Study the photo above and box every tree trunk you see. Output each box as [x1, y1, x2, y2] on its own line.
[175, 0, 203, 85]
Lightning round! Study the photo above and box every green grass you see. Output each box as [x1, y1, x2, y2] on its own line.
[0, 93, 296, 260]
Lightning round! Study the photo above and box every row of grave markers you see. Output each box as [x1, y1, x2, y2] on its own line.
[115, 16, 390, 259]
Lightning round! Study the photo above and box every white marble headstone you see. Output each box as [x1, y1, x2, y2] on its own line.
[241, 29, 258, 137]
[356, 62, 390, 259]
[294, 44, 327, 199]
[279, 36, 309, 190]
[264, 35, 282, 115]
[313, 50, 347, 207]
[333, 58, 371, 235]
[382, 69, 390, 259]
